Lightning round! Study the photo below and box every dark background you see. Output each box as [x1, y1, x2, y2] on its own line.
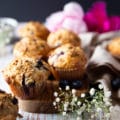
[0, 0, 120, 22]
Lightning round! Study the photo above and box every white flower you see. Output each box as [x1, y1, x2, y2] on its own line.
[105, 101, 111, 106]
[92, 99, 96, 103]
[71, 100, 75, 106]
[62, 111, 67, 116]
[104, 91, 111, 98]
[77, 101, 81, 106]
[98, 84, 103, 89]
[81, 93, 85, 98]
[74, 97, 78, 102]
[65, 85, 70, 91]
[105, 113, 110, 118]
[77, 110, 82, 115]
[96, 107, 102, 112]
[109, 106, 113, 112]
[59, 87, 62, 90]
[103, 97, 109, 102]
[64, 102, 69, 108]
[64, 106, 68, 111]
[79, 104, 86, 112]
[89, 88, 95, 96]
[76, 116, 82, 120]
[71, 97, 78, 105]
[72, 89, 76, 95]
[53, 101, 56, 106]
[55, 97, 60, 102]
[54, 92, 58, 97]
[103, 97, 111, 106]
[91, 115, 95, 119]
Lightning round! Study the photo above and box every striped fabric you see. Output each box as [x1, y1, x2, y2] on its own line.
[17, 110, 77, 120]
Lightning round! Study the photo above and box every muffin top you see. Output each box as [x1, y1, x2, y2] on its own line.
[2, 58, 51, 87]
[18, 21, 50, 40]
[47, 29, 81, 48]
[13, 37, 50, 59]
[0, 90, 18, 119]
[48, 44, 87, 69]
[107, 37, 120, 57]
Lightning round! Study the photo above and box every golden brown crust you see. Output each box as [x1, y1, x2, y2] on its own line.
[107, 37, 120, 58]
[2, 58, 60, 100]
[13, 37, 50, 59]
[2, 58, 52, 99]
[19, 21, 50, 40]
[48, 44, 87, 79]
[47, 29, 81, 48]
[0, 92, 18, 119]
[48, 44, 87, 69]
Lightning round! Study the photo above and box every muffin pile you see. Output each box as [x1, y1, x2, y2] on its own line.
[2, 21, 88, 113]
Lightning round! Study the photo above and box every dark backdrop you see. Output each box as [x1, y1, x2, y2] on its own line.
[0, 0, 120, 22]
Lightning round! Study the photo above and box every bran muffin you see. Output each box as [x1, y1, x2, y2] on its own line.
[13, 37, 50, 59]
[18, 21, 50, 40]
[47, 29, 81, 48]
[107, 37, 120, 59]
[0, 90, 18, 120]
[2, 58, 59, 113]
[48, 43, 87, 80]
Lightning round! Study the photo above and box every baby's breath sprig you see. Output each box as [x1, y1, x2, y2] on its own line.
[53, 83, 112, 120]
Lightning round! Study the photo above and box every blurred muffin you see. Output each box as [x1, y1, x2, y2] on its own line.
[13, 37, 50, 59]
[47, 29, 81, 48]
[48, 44, 87, 80]
[0, 90, 18, 120]
[107, 37, 120, 59]
[2, 58, 59, 113]
[18, 21, 50, 40]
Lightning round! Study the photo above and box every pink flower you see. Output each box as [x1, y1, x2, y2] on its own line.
[84, 1, 120, 33]
[45, 2, 87, 34]
[84, 1, 109, 32]
[109, 16, 120, 31]
[63, 2, 84, 20]
[45, 11, 65, 32]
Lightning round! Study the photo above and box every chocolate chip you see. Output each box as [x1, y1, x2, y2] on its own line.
[11, 97, 18, 105]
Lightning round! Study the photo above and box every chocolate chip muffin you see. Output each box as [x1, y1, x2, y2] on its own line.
[18, 21, 50, 40]
[0, 90, 18, 120]
[2, 58, 59, 113]
[13, 37, 50, 59]
[107, 37, 120, 59]
[48, 43, 87, 80]
[47, 29, 81, 48]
